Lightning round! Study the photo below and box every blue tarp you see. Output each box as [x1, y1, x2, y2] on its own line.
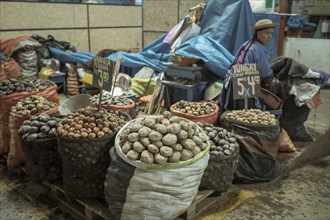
[49, 0, 257, 78]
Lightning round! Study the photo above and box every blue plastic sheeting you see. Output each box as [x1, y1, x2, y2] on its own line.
[48, 0, 257, 78]
[200, 0, 256, 55]
[254, 13, 281, 60]
[174, 36, 234, 77]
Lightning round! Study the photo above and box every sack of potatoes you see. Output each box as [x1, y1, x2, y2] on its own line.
[115, 111, 210, 169]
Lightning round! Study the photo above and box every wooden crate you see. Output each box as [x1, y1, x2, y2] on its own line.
[43, 182, 112, 220]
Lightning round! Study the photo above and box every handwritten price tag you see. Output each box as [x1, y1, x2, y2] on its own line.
[232, 64, 261, 100]
[92, 56, 113, 92]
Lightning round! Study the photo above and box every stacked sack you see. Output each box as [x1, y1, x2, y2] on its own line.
[66, 64, 79, 96]
[19, 114, 62, 182]
[104, 111, 210, 220]
[8, 95, 58, 168]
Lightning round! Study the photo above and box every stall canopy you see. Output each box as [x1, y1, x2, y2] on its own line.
[49, 0, 256, 79]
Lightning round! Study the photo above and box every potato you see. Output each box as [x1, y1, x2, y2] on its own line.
[187, 128, 195, 138]
[138, 126, 152, 137]
[200, 143, 208, 151]
[167, 123, 181, 134]
[141, 150, 154, 164]
[128, 123, 143, 132]
[160, 146, 173, 157]
[140, 137, 151, 147]
[171, 143, 183, 151]
[181, 149, 193, 161]
[179, 120, 189, 131]
[144, 118, 156, 128]
[149, 131, 163, 142]
[169, 151, 181, 163]
[127, 150, 140, 161]
[193, 136, 203, 146]
[155, 153, 168, 164]
[162, 111, 172, 119]
[153, 141, 163, 148]
[181, 139, 196, 150]
[161, 118, 170, 126]
[191, 146, 201, 156]
[147, 144, 159, 154]
[133, 141, 145, 153]
[178, 130, 188, 140]
[162, 133, 177, 146]
[128, 132, 140, 142]
[155, 124, 168, 135]
[169, 116, 181, 124]
[122, 141, 133, 153]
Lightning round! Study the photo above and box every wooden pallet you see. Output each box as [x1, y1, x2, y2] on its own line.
[43, 182, 113, 220]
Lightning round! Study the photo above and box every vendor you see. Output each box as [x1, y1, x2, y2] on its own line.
[221, 19, 279, 111]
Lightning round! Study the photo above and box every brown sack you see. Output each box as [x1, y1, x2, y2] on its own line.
[278, 129, 296, 153]
[7, 106, 59, 168]
[37, 84, 59, 104]
[0, 91, 37, 154]
[4, 60, 21, 79]
[0, 63, 7, 82]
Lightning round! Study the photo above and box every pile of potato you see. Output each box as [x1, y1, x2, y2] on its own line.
[196, 122, 239, 158]
[10, 95, 57, 115]
[0, 78, 55, 96]
[118, 111, 209, 164]
[172, 100, 216, 116]
[224, 109, 277, 126]
[90, 94, 133, 106]
[18, 113, 61, 142]
[57, 106, 129, 139]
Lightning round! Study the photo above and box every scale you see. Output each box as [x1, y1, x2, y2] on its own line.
[164, 63, 202, 82]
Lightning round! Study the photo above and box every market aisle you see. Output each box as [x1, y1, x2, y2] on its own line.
[201, 155, 330, 220]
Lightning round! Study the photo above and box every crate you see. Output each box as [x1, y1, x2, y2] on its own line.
[43, 182, 112, 220]
[162, 80, 207, 108]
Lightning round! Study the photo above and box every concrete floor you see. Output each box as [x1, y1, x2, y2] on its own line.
[0, 89, 329, 220]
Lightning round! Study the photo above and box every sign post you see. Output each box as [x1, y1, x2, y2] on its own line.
[232, 63, 261, 110]
[92, 56, 114, 109]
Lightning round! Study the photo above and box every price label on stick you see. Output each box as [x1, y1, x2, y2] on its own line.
[232, 63, 261, 100]
[92, 56, 113, 92]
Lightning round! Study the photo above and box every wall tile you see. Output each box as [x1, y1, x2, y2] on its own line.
[89, 5, 142, 27]
[0, 2, 87, 30]
[90, 28, 142, 52]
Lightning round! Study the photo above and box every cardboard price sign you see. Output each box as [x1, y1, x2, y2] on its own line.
[232, 64, 261, 100]
[92, 56, 113, 92]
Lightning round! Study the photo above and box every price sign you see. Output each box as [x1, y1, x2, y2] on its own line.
[92, 56, 113, 92]
[232, 63, 261, 100]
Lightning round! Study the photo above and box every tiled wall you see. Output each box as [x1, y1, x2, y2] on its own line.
[142, 0, 205, 47]
[0, 0, 204, 51]
[0, 1, 142, 52]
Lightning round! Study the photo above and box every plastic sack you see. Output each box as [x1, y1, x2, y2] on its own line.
[233, 124, 282, 183]
[104, 147, 209, 220]
[0, 63, 7, 82]
[287, 15, 305, 29]
[171, 23, 201, 52]
[16, 49, 39, 77]
[7, 106, 58, 168]
[37, 84, 59, 104]
[278, 129, 296, 153]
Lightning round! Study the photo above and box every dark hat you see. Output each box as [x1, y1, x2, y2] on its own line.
[251, 19, 279, 30]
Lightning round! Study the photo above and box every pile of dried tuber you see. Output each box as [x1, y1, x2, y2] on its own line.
[196, 122, 239, 158]
[90, 94, 133, 106]
[118, 111, 209, 164]
[0, 78, 55, 96]
[173, 100, 216, 116]
[224, 109, 277, 125]
[57, 106, 129, 139]
[10, 95, 57, 115]
[18, 113, 61, 142]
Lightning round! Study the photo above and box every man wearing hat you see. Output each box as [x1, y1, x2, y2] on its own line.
[221, 19, 279, 111]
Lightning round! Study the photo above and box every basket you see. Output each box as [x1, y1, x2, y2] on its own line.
[90, 99, 136, 119]
[171, 55, 200, 66]
[170, 102, 219, 125]
[21, 137, 62, 183]
[199, 153, 239, 193]
[57, 133, 116, 199]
